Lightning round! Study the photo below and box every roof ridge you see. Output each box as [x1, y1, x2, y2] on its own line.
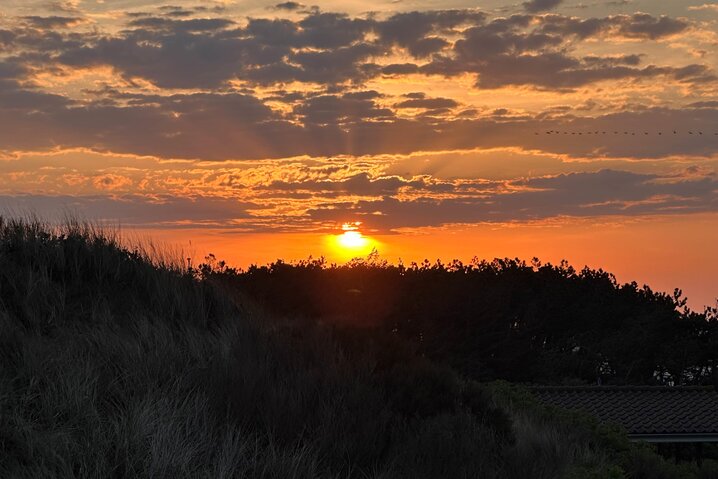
[529, 385, 716, 392]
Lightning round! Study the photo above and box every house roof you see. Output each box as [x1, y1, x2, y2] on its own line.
[531, 386, 718, 442]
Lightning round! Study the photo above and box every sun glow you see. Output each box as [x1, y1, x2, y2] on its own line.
[339, 222, 368, 247]
[339, 230, 368, 248]
[327, 222, 375, 259]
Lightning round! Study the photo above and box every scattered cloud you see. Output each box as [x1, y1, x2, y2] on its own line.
[0, 8, 701, 91]
[395, 97, 459, 109]
[21, 16, 86, 29]
[307, 170, 718, 232]
[524, 0, 563, 13]
[1, 2, 717, 232]
[0, 194, 259, 228]
[273, 2, 306, 11]
[688, 4, 718, 12]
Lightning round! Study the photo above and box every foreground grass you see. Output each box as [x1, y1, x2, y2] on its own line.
[1, 218, 716, 478]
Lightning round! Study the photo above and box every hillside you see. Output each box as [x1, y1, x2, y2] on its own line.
[1, 218, 717, 478]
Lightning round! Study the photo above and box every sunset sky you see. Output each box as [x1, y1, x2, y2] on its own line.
[1, 0, 717, 308]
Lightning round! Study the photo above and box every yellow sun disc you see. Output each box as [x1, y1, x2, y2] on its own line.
[338, 231, 368, 249]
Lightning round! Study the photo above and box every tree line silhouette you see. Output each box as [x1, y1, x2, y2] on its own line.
[201, 254, 718, 387]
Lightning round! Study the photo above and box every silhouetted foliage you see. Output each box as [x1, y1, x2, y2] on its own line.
[0, 219, 513, 477]
[2, 218, 717, 477]
[203, 255, 718, 386]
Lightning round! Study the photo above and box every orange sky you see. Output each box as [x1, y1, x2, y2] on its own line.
[1, 0, 717, 310]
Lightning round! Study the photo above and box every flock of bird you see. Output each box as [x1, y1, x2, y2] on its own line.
[534, 130, 718, 136]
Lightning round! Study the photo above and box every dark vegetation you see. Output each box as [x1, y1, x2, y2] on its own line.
[204, 254, 718, 387]
[1, 218, 717, 478]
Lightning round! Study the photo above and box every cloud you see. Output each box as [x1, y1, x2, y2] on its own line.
[92, 174, 133, 191]
[2, 7, 701, 93]
[381, 63, 420, 75]
[0, 194, 259, 227]
[296, 13, 373, 49]
[423, 52, 711, 90]
[307, 170, 718, 232]
[524, 0, 563, 13]
[0, 60, 73, 110]
[126, 17, 235, 32]
[56, 31, 253, 89]
[613, 13, 690, 39]
[537, 13, 690, 40]
[0, 60, 26, 83]
[51, 12, 377, 88]
[0, 90, 290, 159]
[689, 101, 718, 109]
[4, 147, 716, 233]
[0, 6, 715, 164]
[273, 2, 305, 11]
[395, 97, 459, 109]
[2, 76, 718, 161]
[156, 6, 195, 18]
[375, 9, 486, 57]
[293, 94, 394, 125]
[688, 4, 718, 12]
[258, 172, 465, 198]
[416, 13, 701, 90]
[45, 1, 80, 14]
[22, 16, 85, 29]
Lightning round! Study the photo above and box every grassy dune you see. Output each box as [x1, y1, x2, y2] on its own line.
[1, 218, 716, 478]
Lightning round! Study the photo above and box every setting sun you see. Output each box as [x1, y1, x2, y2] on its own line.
[339, 230, 368, 249]
[338, 222, 369, 249]
[326, 223, 376, 259]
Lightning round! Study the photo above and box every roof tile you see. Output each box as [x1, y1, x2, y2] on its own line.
[531, 386, 718, 435]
